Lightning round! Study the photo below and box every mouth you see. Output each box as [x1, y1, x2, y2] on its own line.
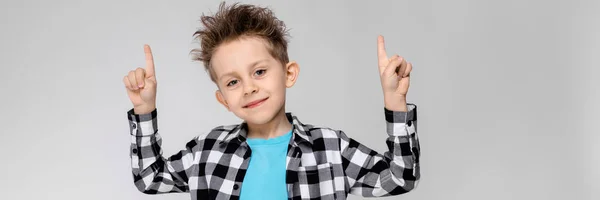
[243, 97, 268, 108]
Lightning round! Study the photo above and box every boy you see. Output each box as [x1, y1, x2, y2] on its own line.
[123, 2, 419, 200]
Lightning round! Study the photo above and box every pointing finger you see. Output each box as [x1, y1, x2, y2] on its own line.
[377, 35, 388, 67]
[144, 44, 155, 78]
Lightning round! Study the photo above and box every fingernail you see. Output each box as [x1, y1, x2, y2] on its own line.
[138, 84, 143, 88]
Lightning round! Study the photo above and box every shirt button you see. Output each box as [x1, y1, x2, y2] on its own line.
[132, 123, 137, 128]
[132, 148, 138, 154]
[233, 184, 239, 190]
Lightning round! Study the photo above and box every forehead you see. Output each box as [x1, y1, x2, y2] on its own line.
[211, 37, 273, 75]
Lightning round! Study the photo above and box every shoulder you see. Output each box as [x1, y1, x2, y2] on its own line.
[190, 123, 241, 145]
[289, 113, 347, 141]
[301, 122, 346, 141]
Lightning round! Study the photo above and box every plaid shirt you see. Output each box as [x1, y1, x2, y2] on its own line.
[127, 104, 420, 200]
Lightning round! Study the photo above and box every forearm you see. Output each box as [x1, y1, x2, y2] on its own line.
[343, 104, 420, 197]
[383, 103, 420, 188]
[384, 93, 407, 112]
[128, 108, 191, 194]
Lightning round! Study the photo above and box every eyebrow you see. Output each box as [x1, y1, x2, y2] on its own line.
[218, 59, 268, 82]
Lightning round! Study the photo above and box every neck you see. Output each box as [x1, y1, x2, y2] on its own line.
[246, 107, 292, 139]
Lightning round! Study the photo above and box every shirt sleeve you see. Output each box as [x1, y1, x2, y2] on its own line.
[339, 103, 420, 197]
[127, 107, 201, 194]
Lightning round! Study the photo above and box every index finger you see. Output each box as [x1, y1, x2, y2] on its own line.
[377, 35, 388, 66]
[144, 44, 155, 78]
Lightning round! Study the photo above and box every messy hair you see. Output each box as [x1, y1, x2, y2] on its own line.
[190, 2, 291, 83]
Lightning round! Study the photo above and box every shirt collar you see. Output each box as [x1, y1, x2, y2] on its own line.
[220, 112, 313, 146]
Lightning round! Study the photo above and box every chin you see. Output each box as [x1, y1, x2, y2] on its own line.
[241, 110, 275, 125]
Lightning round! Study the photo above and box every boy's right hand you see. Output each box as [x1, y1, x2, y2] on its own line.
[123, 44, 158, 115]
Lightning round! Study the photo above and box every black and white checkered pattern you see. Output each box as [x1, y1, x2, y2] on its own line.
[128, 104, 419, 200]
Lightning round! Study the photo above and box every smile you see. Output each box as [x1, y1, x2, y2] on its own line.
[244, 97, 268, 108]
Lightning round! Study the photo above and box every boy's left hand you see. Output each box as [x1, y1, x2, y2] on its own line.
[377, 35, 412, 112]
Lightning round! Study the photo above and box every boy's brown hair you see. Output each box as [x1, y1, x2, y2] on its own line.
[190, 2, 291, 83]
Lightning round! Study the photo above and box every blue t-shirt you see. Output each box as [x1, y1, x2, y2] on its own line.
[240, 129, 292, 200]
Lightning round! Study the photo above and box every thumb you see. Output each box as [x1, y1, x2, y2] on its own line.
[383, 55, 402, 77]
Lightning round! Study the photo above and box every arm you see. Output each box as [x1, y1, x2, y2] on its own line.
[340, 103, 419, 197]
[128, 108, 201, 194]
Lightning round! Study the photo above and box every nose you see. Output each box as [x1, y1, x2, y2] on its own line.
[243, 80, 258, 96]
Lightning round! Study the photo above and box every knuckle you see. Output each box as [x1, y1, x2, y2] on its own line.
[128, 74, 136, 83]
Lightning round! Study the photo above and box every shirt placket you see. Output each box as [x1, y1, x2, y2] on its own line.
[224, 141, 252, 199]
[285, 141, 302, 199]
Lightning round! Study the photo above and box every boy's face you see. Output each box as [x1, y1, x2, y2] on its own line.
[212, 36, 299, 125]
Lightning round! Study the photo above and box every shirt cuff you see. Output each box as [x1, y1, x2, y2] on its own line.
[127, 107, 158, 136]
[384, 103, 417, 124]
[384, 103, 417, 137]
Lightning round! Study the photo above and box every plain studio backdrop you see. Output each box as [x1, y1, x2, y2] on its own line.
[0, 0, 598, 199]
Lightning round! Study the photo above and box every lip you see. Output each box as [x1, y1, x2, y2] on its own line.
[243, 97, 268, 108]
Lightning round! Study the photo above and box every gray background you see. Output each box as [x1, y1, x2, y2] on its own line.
[0, 0, 597, 199]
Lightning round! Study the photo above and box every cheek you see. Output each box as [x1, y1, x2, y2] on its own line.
[269, 78, 287, 100]
[264, 76, 286, 93]
[223, 91, 241, 107]
[270, 71, 287, 86]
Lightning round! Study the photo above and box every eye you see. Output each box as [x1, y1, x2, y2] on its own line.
[255, 69, 266, 76]
[226, 80, 238, 87]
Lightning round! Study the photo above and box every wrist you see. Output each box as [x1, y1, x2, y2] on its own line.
[134, 104, 156, 115]
[384, 94, 407, 112]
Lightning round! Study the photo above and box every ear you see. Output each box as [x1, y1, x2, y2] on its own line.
[215, 90, 231, 111]
[285, 61, 300, 88]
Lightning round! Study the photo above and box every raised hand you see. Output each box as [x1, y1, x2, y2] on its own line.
[123, 44, 158, 114]
[377, 35, 412, 111]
